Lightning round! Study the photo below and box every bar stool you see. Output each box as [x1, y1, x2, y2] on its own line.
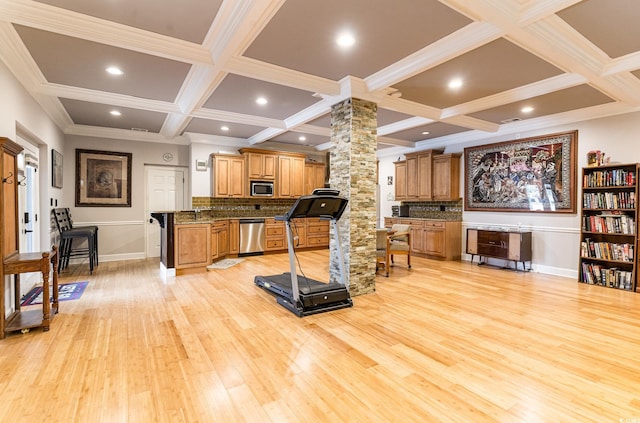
[52, 208, 98, 274]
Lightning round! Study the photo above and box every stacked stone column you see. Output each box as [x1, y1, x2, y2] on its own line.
[329, 98, 377, 296]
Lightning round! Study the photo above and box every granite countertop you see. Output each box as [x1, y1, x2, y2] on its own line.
[386, 216, 462, 222]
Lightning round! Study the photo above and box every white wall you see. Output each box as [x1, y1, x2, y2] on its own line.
[0, 60, 67, 315]
[377, 112, 640, 278]
[0, 60, 65, 250]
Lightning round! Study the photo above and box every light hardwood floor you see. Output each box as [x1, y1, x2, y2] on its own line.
[2, 251, 640, 422]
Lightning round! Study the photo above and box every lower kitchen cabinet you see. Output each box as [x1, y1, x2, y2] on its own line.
[306, 218, 330, 247]
[265, 218, 286, 251]
[229, 219, 239, 255]
[211, 220, 229, 261]
[175, 224, 211, 269]
[385, 218, 461, 260]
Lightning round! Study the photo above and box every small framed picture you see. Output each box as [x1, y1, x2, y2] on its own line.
[52, 149, 63, 188]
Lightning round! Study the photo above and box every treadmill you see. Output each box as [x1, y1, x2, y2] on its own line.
[254, 189, 353, 317]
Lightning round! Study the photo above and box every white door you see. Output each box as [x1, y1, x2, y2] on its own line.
[145, 166, 186, 257]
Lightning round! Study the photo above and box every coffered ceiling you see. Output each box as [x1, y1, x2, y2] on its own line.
[1, 0, 639, 152]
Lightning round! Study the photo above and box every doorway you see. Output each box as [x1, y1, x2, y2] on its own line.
[16, 138, 41, 293]
[144, 165, 187, 258]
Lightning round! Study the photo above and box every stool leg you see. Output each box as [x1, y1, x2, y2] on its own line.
[88, 234, 94, 275]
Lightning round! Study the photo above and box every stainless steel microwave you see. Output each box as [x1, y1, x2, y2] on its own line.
[250, 181, 274, 197]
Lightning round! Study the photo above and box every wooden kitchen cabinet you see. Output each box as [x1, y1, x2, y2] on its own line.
[290, 218, 307, 248]
[265, 218, 286, 251]
[395, 149, 443, 201]
[417, 150, 437, 199]
[423, 220, 447, 257]
[240, 148, 276, 180]
[277, 154, 306, 198]
[211, 220, 229, 261]
[175, 224, 211, 269]
[306, 218, 330, 247]
[394, 160, 408, 200]
[432, 153, 461, 200]
[304, 162, 326, 195]
[210, 153, 245, 198]
[228, 219, 239, 255]
[390, 218, 461, 260]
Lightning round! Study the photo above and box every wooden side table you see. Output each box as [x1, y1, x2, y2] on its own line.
[2, 246, 59, 338]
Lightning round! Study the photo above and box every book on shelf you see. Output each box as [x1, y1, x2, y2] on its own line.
[582, 191, 636, 209]
[582, 213, 635, 234]
[581, 262, 633, 290]
[583, 168, 636, 188]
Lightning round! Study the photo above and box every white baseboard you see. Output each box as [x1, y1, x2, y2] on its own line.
[462, 254, 576, 279]
[68, 252, 146, 265]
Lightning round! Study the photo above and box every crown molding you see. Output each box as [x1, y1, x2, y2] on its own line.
[0, 0, 211, 65]
[66, 124, 188, 144]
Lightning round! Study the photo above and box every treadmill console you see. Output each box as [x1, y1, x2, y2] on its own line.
[282, 190, 348, 221]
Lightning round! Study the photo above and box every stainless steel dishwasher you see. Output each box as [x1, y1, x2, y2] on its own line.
[239, 218, 265, 256]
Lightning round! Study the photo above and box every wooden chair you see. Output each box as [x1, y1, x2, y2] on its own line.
[376, 228, 390, 276]
[52, 208, 98, 274]
[387, 223, 411, 274]
[376, 224, 412, 277]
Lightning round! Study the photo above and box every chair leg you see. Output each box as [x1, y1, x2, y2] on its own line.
[385, 254, 389, 277]
[408, 252, 411, 269]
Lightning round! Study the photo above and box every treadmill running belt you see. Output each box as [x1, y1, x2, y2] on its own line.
[254, 273, 352, 314]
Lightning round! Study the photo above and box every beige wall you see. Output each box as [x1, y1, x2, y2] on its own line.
[377, 111, 640, 278]
[62, 135, 190, 261]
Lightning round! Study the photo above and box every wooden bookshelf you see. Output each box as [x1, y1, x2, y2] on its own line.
[579, 163, 638, 291]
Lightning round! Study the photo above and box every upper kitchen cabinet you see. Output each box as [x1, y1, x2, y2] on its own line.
[432, 153, 461, 201]
[395, 149, 443, 201]
[277, 153, 306, 198]
[239, 148, 276, 181]
[304, 162, 326, 195]
[210, 153, 245, 198]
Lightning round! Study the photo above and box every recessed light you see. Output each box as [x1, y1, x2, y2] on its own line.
[336, 31, 355, 48]
[221, 126, 229, 131]
[256, 97, 268, 105]
[110, 110, 121, 116]
[521, 106, 534, 113]
[448, 78, 463, 90]
[421, 131, 430, 135]
[106, 66, 123, 76]
[298, 136, 306, 142]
